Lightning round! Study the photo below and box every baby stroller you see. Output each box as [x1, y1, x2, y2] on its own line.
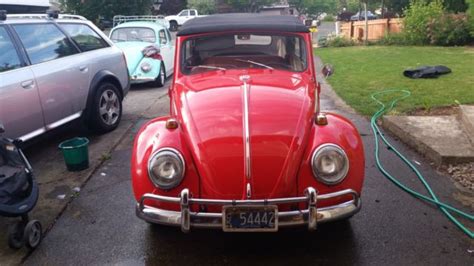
[0, 124, 42, 249]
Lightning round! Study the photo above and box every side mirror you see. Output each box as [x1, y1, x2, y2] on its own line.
[0, 123, 4, 134]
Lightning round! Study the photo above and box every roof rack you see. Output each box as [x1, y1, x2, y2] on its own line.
[112, 15, 169, 29]
[6, 13, 87, 20]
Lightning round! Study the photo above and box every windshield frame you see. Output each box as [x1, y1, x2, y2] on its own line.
[179, 32, 309, 75]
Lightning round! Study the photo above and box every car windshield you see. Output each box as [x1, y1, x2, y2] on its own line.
[181, 33, 307, 75]
[110, 27, 156, 43]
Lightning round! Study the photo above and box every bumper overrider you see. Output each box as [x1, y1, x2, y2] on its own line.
[136, 187, 361, 232]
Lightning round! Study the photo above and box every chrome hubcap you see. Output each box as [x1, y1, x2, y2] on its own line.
[99, 89, 120, 125]
[29, 222, 41, 246]
[160, 67, 165, 83]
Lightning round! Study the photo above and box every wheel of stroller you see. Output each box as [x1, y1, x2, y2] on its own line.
[24, 220, 42, 249]
[7, 222, 25, 249]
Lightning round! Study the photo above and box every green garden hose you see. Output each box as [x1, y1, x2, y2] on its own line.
[370, 89, 474, 238]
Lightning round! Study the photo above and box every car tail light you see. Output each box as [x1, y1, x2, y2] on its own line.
[142, 45, 163, 60]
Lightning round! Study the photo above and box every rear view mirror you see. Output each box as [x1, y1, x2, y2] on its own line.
[0, 123, 4, 134]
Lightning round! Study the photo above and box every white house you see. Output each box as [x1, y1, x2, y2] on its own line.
[0, 0, 50, 13]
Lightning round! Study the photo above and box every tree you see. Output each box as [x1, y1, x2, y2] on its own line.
[306, 0, 337, 17]
[188, 0, 217, 14]
[222, 0, 274, 13]
[60, 0, 153, 21]
[443, 0, 468, 12]
[288, 0, 337, 16]
[160, 0, 187, 15]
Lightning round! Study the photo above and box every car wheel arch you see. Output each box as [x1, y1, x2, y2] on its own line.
[82, 71, 124, 127]
[85, 71, 123, 112]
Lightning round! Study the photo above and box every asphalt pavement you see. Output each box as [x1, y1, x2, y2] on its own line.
[23, 67, 474, 265]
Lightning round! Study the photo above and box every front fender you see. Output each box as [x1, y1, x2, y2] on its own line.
[131, 117, 200, 211]
[297, 113, 365, 207]
[130, 58, 161, 81]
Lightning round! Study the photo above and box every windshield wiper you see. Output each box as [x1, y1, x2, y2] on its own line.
[191, 65, 227, 71]
[235, 59, 274, 70]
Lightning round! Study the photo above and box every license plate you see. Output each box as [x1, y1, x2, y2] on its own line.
[222, 205, 278, 232]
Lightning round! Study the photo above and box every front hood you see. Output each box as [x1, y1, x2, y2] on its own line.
[114, 42, 150, 73]
[176, 72, 314, 200]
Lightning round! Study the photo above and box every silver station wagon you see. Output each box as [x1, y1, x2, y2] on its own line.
[0, 11, 129, 141]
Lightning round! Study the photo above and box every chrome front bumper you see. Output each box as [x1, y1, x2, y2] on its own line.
[130, 76, 155, 83]
[136, 187, 361, 232]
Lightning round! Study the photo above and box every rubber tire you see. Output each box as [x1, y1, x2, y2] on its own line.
[8, 222, 25, 249]
[154, 63, 166, 88]
[24, 220, 42, 249]
[169, 21, 178, 31]
[88, 82, 123, 134]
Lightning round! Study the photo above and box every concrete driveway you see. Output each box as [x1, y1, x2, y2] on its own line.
[20, 61, 474, 265]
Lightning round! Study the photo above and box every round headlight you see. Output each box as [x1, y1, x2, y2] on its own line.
[141, 62, 152, 73]
[148, 148, 185, 189]
[311, 144, 349, 185]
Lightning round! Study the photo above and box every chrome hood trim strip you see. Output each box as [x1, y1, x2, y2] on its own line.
[240, 75, 251, 182]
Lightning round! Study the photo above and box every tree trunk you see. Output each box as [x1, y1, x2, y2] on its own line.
[381, 0, 385, 18]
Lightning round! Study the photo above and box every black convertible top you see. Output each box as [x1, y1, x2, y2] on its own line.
[177, 13, 309, 36]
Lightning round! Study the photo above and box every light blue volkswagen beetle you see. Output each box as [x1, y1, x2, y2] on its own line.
[109, 17, 175, 87]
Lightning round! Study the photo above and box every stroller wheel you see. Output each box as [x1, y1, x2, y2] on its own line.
[8, 222, 25, 249]
[24, 220, 42, 249]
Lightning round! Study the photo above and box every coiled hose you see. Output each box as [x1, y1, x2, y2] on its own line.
[370, 89, 474, 238]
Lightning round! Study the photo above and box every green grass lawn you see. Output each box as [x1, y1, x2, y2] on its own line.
[315, 46, 474, 115]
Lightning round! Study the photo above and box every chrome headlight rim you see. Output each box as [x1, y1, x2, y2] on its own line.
[147, 148, 185, 190]
[311, 143, 349, 185]
[140, 62, 152, 73]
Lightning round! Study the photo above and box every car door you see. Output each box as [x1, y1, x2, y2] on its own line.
[0, 25, 45, 140]
[177, 10, 189, 25]
[59, 22, 112, 112]
[12, 23, 90, 128]
[158, 28, 174, 76]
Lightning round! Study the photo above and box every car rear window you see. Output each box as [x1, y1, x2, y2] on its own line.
[0, 27, 22, 73]
[110, 27, 156, 43]
[60, 23, 109, 52]
[181, 33, 308, 75]
[13, 23, 79, 65]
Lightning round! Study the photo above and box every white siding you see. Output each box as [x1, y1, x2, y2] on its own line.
[0, 0, 50, 7]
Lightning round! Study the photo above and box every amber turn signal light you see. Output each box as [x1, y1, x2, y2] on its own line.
[315, 113, 328, 125]
[166, 118, 179, 129]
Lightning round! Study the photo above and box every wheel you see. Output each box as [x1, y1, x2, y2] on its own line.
[88, 82, 123, 133]
[8, 222, 25, 249]
[169, 21, 178, 31]
[154, 63, 166, 88]
[24, 220, 42, 249]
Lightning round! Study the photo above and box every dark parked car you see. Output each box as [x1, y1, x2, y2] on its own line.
[337, 11, 355, 22]
[350, 11, 377, 21]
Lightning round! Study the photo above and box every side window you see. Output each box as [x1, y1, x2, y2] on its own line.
[159, 30, 167, 45]
[179, 11, 189, 17]
[60, 23, 108, 52]
[190, 10, 196, 16]
[0, 27, 22, 73]
[13, 23, 78, 65]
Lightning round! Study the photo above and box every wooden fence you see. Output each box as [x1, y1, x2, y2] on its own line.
[339, 18, 403, 41]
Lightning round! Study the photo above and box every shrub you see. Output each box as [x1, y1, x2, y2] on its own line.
[325, 36, 356, 47]
[403, 0, 444, 45]
[323, 15, 335, 22]
[377, 32, 408, 45]
[427, 13, 471, 46]
[468, 0, 474, 38]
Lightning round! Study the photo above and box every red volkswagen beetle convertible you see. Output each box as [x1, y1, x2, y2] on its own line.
[132, 14, 365, 232]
